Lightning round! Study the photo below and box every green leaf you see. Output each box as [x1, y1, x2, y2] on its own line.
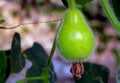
[10, 32, 25, 73]
[74, 62, 110, 83]
[111, 0, 120, 21]
[5, 50, 11, 79]
[0, 20, 5, 24]
[0, 51, 7, 83]
[24, 42, 56, 83]
[117, 69, 120, 83]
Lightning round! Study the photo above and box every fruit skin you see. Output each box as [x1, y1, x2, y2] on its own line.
[56, 9, 95, 62]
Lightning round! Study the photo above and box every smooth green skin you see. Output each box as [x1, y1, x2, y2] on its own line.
[56, 9, 95, 62]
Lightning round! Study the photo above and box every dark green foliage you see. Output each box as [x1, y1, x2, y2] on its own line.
[5, 50, 11, 80]
[24, 43, 56, 83]
[0, 20, 5, 24]
[10, 32, 25, 73]
[0, 51, 7, 83]
[111, 0, 120, 21]
[74, 62, 110, 83]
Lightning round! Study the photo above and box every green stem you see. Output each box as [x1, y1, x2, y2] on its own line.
[46, 37, 56, 67]
[17, 34, 57, 83]
[68, 0, 76, 9]
[42, 35, 57, 83]
[17, 76, 44, 83]
[101, 0, 120, 34]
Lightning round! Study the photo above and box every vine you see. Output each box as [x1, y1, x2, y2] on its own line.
[101, 0, 120, 34]
[1, 0, 119, 83]
[17, 0, 76, 83]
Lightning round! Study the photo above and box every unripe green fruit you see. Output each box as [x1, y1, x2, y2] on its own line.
[56, 8, 95, 62]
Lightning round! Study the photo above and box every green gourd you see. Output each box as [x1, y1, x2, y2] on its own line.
[56, 1, 95, 62]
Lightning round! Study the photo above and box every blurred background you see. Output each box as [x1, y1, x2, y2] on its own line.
[0, 0, 120, 83]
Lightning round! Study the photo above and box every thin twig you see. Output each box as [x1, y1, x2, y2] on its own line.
[0, 24, 20, 29]
[0, 18, 62, 29]
[20, 19, 62, 25]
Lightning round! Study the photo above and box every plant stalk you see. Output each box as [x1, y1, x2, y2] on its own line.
[16, 76, 44, 83]
[42, 36, 57, 83]
[101, 0, 120, 34]
[46, 37, 56, 68]
[16, 36, 57, 83]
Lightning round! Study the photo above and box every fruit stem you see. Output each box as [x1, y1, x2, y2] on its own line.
[101, 0, 120, 34]
[68, 0, 76, 9]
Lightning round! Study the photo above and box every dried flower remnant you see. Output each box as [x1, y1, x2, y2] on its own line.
[70, 62, 84, 79]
